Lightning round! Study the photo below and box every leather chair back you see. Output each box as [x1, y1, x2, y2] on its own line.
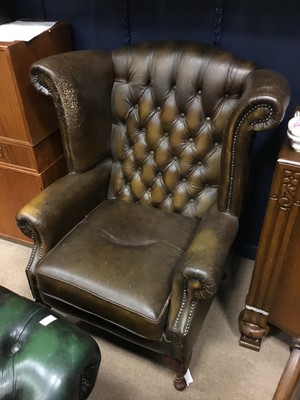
[108, 42, 256, 218]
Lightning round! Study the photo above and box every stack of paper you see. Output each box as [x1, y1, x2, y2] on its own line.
[0, 20, 57, 42]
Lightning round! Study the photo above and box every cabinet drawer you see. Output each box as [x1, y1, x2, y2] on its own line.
[0, 142, 36, 170]
[0, 130, 65, 172]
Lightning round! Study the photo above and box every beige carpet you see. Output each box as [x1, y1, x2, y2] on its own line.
[0, 238, 290, 400]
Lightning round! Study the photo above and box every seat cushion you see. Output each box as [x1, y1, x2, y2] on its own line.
[36, 200, 199, 340]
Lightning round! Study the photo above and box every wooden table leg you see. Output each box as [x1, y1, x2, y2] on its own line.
[272, 338, 300, 400]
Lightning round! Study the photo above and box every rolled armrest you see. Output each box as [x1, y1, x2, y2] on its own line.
[240, 69, 291, 130]
[219, 68, 290, 216]
[167, 201, 238, 334]
[17, 158, 112, 254]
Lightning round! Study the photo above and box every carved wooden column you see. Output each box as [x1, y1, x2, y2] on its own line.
[239, 137, 300, 351]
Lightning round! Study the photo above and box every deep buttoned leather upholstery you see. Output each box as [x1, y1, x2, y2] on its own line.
[17, 41, 290, 390]
[0, 286, 100, 400]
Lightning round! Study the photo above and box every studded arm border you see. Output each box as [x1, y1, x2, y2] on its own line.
[218, 69, 290, 216]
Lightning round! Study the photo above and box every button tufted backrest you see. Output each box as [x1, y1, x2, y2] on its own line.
[108, 42, 256, 219]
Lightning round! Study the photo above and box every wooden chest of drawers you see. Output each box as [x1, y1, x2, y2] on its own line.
[0, 22, 72, 243]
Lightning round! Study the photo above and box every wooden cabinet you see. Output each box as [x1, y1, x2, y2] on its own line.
[239, 137, 300, 399]
[0, 22, 71, 243]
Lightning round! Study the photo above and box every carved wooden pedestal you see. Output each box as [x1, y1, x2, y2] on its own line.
[239, 137, 300, 398]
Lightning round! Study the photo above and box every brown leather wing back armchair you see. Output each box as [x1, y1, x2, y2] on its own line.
[17, 41, 290, 390]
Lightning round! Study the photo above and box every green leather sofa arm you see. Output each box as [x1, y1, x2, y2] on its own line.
[0, 286, 100, 400]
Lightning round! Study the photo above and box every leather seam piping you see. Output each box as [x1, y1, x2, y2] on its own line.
[227, 103, 273, 212]
[172, 283, 187, 333]
[38, 279, 170, 325]
[39, 291, 164, 340]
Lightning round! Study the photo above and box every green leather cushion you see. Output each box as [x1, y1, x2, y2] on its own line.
[0, 286, 100, 400]
[35, 200, 199, 340]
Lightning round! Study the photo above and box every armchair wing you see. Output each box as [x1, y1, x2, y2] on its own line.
[30, 50, 114, 174]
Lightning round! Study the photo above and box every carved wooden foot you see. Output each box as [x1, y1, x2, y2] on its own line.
[164, 355, 189, 391]
[174, 374, 187, 391]
[238, 310, 270, 351]
[240, 333, 262, 351]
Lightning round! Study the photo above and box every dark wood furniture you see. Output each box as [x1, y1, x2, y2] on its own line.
[0, 22, 71, 243]
[273, 338, 300, 400]
[239, 137, 300, 399]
